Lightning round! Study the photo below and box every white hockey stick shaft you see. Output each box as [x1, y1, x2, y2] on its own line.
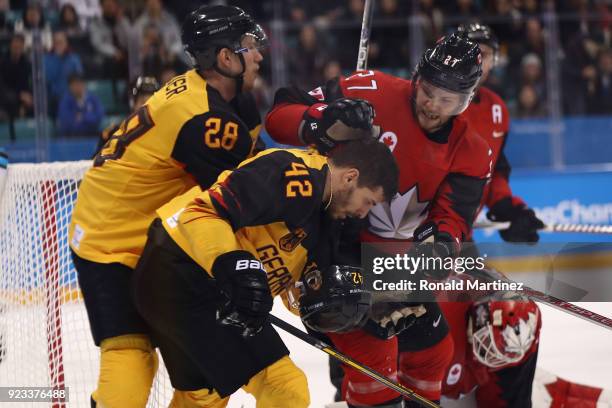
[356, 0, 374, 71]
[474, 221, 612, 235]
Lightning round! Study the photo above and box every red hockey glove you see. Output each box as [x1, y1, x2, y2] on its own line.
[487, 197, 545, 243]
[300, 98, 378, 154]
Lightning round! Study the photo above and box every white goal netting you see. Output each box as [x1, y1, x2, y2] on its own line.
[0, 160, 172, 407]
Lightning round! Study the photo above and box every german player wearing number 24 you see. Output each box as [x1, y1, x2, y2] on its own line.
[132, 140, 398, 406]
[68, 5, 267, 408]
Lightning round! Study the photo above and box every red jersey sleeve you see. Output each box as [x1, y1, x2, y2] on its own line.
[265, 80, 346, 146]
[427, 121, 492, 244]
[478, 91, 525, 208]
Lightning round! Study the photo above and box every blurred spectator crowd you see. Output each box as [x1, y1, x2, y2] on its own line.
[0, 0, 611, 140]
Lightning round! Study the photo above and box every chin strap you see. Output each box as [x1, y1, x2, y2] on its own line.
[213, 51, 246, 95]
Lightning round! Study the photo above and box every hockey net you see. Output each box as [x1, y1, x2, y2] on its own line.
[0, 160, 172, 407]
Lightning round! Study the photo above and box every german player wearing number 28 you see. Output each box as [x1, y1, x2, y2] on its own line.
[68, 5, 267, 408]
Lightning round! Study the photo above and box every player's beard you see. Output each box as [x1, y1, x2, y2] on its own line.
[328, 185, 355, 220]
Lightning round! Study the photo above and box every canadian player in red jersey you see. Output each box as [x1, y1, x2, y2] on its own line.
[438, 23, 545, 408]
[266, 34, 491, 407]
[440, 288, 541, 407]
[458, 23, 545, 243]
[440, 283, 612, 408]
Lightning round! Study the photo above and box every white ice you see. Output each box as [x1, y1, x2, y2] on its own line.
[226, 299, 612, 408]
[1, 298, 611, 407]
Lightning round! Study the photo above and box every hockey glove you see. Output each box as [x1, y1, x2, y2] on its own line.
[300, 98, 378, 154]
[411, 222, 456, 280]
[362, 302, 426, 339]
[212, 251, 273, 337]
[487, 197, 545, 243]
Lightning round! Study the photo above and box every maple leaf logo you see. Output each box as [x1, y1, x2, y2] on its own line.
[378, 131, 397, 152]
[368, 185, 429, 239]
[446, 363, 463, 386]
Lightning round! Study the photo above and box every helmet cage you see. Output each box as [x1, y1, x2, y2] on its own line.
[469, 300, 539, 369]
[471, 321, 526, 368]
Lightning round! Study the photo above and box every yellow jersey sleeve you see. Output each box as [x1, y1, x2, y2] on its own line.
[157, 149, 328, 275]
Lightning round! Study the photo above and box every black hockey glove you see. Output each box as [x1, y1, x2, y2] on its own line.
[487, 197, 545, 243]
[362, 302, 426, 340]
[212, 251, 273, 337]
[411, 222, 456, 281]
[300, 98, 378, 154]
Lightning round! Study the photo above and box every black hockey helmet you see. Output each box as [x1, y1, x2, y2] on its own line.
[414, 32, 483, 95]
[299, 265, 372, 333]
[457, 23, 499, 52]
[129, 76, 159, 109]
[181, 5, 267, 71]
[131, 76, 159, 98]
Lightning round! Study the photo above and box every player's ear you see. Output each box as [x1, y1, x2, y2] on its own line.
[217, 48, 233, 68]
[344, 168, 359, 185]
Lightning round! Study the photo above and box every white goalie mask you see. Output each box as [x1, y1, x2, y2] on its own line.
[467, 292, 540, 369]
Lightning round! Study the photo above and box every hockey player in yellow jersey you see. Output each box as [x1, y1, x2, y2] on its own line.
[132, 139, 399, 407]
[68, 5, 268, 408]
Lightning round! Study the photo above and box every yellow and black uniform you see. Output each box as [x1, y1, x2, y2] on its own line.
[68, 69, 262, 348]
[70, 69, 262, 269]
[67, 69, 263, 408]
[132, 148, 330, 400]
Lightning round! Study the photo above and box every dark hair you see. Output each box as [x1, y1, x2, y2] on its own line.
[328, 138, 398, 202]
[23, 2, 45, 29]
[59, 4, 79, 28]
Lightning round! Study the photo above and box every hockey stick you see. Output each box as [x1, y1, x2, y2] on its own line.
[474, 221, 612, 235]
[520, 284, 612, 330]
[474, 268, 612, 331]
[372, 266, 612, 332]
[269, 314, 440, 408]
[356, 0, 375, 71]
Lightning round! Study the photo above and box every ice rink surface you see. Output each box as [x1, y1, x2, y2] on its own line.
[2, 298, 611, 407]
[225, 299, 612, 408]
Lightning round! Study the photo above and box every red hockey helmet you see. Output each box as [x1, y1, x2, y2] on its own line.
[468, 292, 540, 369]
